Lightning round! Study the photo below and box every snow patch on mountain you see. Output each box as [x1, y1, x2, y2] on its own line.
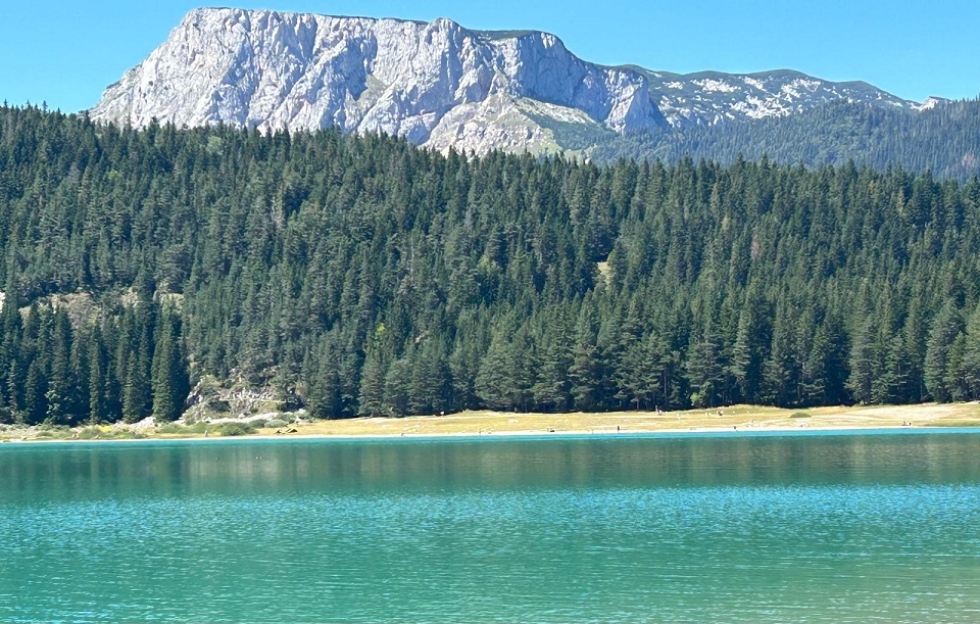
[647, 70, 916, 127]
[913, 96, 951, 112]
[693, 79, 738, 93]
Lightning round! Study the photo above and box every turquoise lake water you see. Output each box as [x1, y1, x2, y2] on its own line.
[1, 430, 979, 623]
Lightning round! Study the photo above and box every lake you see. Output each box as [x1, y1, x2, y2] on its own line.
[2, 430, 979, 623]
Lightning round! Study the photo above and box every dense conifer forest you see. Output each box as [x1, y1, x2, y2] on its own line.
[2, 104, 980, 425]
[595, 99, 980, 181]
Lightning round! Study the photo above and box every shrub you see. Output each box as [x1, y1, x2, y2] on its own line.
[215, 422, 257, 436]
[209, 400, 231, 413]
[77, 427, 104, 439]
[790, 412, 812, 419]
[265, 419, 287, 429]
[36, 429, 70, 439]
[39, 424, 70, 433]
[157, 423, 188, 434]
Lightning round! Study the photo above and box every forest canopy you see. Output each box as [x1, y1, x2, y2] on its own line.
[595, 98, 980, 182]
[2, 104, 980, 425]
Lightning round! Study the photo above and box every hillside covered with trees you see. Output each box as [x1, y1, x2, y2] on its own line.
[594, 98, 980, 181]
[2, 105, 980, 425]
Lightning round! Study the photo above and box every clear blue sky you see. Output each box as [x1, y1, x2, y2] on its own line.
[3, 0, 978, 113]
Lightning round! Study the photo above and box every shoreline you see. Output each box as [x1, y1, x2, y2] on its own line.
[2, 402, 979, 444]
[4, 427, 980, 446]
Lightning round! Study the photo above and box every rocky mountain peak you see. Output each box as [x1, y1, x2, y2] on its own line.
[91, 7, 921, 155]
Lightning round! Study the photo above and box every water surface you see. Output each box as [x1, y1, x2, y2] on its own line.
[2, 431, 979, 623]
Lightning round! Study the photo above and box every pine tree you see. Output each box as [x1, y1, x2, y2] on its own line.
[615, 332, 663, 410]
[6, 361, 23, 422]
[304, 335, 343, 419]
[122, 351, 151, 423]
[24, 359, 47, 426]
[958, 305, 980, 399]
[762, 306, 802, 407]
[383, 357, 411, 416]
[568, 306, 603, 411]
[924, 303, 963, 402]
[357, 350, 387, 416]
[686, 322, 725, 409]
[728, 291, 770, 404]
[475, 330, 526, 411]
[88, 329, 107, 424]
[847, 317, 875, 404]
[44, 309, 75, 425]
[151, 311, 189, 422]
[531, 311, 573, 412]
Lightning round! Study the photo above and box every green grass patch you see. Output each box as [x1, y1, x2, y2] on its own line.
[77, 427, 104, 439]
[790, 412, 812, 419]
[76, 427, 145, 440]
[35, 429, 71, 439]
[158, 422, 207, 435]
[156, 423, 181, 434]
[157, 421, 257, 437]
[524, 112, 618, 152]
[215, 422, 257, 436]
[35, 424, 79, 439]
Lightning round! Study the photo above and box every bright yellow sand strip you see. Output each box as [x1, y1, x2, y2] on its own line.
[261, 403, 980, 438]
[3, 403, 979, 442]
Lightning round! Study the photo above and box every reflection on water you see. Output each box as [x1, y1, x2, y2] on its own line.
[1, 431, 979, 623]
[3, 431, 980, 499]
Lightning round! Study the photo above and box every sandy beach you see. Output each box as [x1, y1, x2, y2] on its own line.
[4, 402, 978, 443]
[262, 402, 980, 438]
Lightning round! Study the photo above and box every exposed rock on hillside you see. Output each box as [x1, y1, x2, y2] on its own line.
[91, 8, 919, 154]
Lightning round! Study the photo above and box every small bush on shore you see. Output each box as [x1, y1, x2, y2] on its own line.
[34, 424, 72, 439]
[35, 427, 71, 439]
[157, 423, 188, 434]
[158, 422, 215, 435]
[265, 419, 287, 428]
[159, 421, 257, 436]
[77, 428, 144, 440]
[790, 412, 812, 419]
[215, 422, 257, 436]
[77, 427, 104, 439]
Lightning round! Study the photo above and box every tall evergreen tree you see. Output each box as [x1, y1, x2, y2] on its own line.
[88, 327, 108, 424]
[151, 310, 190, 422]
[924, 303, 963, 402]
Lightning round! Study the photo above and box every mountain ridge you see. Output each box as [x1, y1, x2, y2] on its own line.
[90, 7, 924, 155]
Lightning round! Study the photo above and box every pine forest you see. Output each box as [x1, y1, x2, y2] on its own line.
[3, 104, 980, 426]
[596, 99, 980, 181]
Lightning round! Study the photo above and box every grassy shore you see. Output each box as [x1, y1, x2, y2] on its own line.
[3, 402, 980, 443]
[263, 402, 980, 437]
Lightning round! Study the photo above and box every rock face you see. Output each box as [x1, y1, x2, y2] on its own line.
[91, 8, 918, 154]
[640, 69, 913, 127]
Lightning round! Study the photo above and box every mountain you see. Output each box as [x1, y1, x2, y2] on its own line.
[628, 67, 912, 127]
[90, 8, 920, 155]
[594, 97, 980, 181]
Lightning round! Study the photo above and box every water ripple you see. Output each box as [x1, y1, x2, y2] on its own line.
[1, 434, 979, 622]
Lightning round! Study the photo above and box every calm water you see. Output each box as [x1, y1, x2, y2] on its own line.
[1, 431, 980, 623]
